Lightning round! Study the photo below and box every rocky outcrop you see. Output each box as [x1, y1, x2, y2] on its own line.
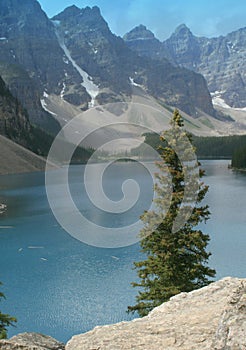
[0, 333, 65, 350]
[0, 278, 245, 350]
[66, 277, 246, 350]
[212, 280, 246, 349]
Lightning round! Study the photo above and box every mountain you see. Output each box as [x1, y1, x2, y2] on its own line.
[0, 74, 52, 173]
[124, 24, 246, 109]
[163, 25, 246, 108]
[0, 0, 70, 132]
[51, 5, 214, 116]
[52, 5, 134, 105]
[0, 0, 216, 121]
[3, 0, 246, 144]
[123, 24, 165, 60]
[0, 74, 31, 146]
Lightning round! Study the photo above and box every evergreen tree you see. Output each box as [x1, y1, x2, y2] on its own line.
[0, 282, 16, 339]
[231, 146, 246, 169]
[128, 110, 216, 317]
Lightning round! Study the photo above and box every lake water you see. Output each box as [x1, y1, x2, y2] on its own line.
[0, 160, 245, 342]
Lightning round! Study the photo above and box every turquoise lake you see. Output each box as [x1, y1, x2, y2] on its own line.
[0, 160, 245, 342]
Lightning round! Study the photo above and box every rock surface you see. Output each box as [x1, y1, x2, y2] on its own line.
[66, 277, 246, 350]
[125, 24, 246, 108]
[163, 25, 246, 109]
[0, 333, 65, 350]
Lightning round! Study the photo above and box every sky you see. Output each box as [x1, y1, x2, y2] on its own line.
[38, 0, 246, 41]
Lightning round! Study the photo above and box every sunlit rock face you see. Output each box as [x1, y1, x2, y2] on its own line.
[66, 277, 246, 350]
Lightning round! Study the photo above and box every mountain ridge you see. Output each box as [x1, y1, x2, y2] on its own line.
[0, 0, 216, 119]
[124, 24, 246, 109]
[0, 0, 245, 144]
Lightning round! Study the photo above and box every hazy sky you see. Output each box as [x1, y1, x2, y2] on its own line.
[38, 0, 246, 40]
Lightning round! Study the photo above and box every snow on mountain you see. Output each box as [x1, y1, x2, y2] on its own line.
[53, 22, 99, 108]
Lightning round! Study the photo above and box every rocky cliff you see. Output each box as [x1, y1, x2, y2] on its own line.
[163, 25, 246, 109]
[0, 74, 31, 145]
[0, 74, 58, 173]
[1, 277, 245, 350]
[52, 6, 215, 116]
[124, 24, 246, 109]
[0, 0, 71, 131]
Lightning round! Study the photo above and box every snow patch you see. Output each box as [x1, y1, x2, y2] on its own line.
[52, 20, 61, 27]
[55, 29, 99, 108]
[40, 97, 57, 116]
[129, 77, 142, 87]
[211, 91, 246, 111]
[60, 82, 66, 100]
[234, 107, 246, 111]
[211, 91, 231, 109]
[212, 96, 231, 109]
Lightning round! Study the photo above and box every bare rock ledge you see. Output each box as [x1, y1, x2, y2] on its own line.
[0, 333, 65, 350]
[0, 278, 245, 350]
[66, 277, 246, 350]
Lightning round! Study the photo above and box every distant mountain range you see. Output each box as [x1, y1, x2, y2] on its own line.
[0, 0, 245, 157]
[124, 24, 246, 109]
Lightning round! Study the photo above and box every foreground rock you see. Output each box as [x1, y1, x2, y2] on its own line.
[0, 333, 65, 350]
[66, 277, 246, 350]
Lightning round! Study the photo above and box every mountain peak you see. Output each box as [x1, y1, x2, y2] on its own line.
[52, 5, 105, 28]
[173, 24, 193, 37]
[53, 5, 101, 19]
[124, 24, 156, 41]
[0, 0, 44, 17]
[52, 5, 81, 20]
[90, 6, 101, 15]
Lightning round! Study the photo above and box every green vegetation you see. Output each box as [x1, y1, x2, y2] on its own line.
[231, 146, 246, 169]
[28, 126, 94, 163]
[193, 135, 246, 159]
[128, 110, 215, 317]
[7, 125, 94, 164]
[132, 132, 246, 159]
[0, 282, 16, 339]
